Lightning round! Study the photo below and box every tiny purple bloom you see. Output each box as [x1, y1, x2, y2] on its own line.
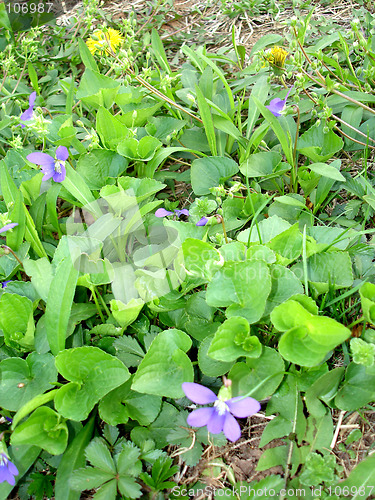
[0, 452, 19, 486]
[182, 382, 260, 442]
[196, 216, 208, 227]
[5, 417, 12, 423]
[20, 91, 37, 128]
[155, 208, 174, 217]
[27, 146, 68, 183]
[266, 87, 292, 117]
[0, 223, 18, 235]
[1, 281, 11, 289]
[155, 208, 189, 218]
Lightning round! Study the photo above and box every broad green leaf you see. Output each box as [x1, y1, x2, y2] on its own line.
[182, 238, 223, 281]
[229, 347, 284, 400]
[23, 257, 53, 302]
[359, 282, 375, 324]
[99, 378, 161, 426]
[78, 38, 98, 71]
[206, 260, 271, 323]
[271, 299, 314, 332]
[110, 298, 144, 329]
[151, 28, 171, 74]
[12, 389, 58, 430]
[292, 251, 353, 294]
[85, 438, 116, 474]
[198, 334, 234, 377]
[45, 257, 79, 354]
[0, 293, 35, 349]
[263, 265, 304, 316]
[266, 223, 302, 264]
[297, 123, 344, 162]
[338, 453, 375, 498]
[96, 106, 129, 151]
[76, 69, 120, 108]
[54, 346, 130, 421]
[76, 150, 128, 190]
[11, 406, 68, 455]
[131, 329, 193, 398]
[208, 316, 262, 362]
[237, 215, 291, 245]
[190, 156, 239, 195]
[0, 353, 57, 411]
[239, 151, 282, 177]
[308, 162, 345, 181]
[335, 363, 375, 411]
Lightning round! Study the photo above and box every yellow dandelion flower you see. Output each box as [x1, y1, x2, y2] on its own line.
[86, 28, 123, 55]
[264, 46, 288, 68]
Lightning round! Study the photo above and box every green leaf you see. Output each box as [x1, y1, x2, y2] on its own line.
[96, 106, 129, 151]
[182, 238, 223, 281]
[337, 453, 375, 498]
[76, 150, 128, 190]
[292, 251, 353, 294]
[85, 438, 116, 474]
[190, 156, 238, 195]
[308, 162, 346, 181]
[229, 347, 284, 400]
[110, 298, 144, 329]
[195, 85, 217, 156]
[206, 260, 271, 324]
[335, 363, 375, 410]
[0, 292, 35, 349]
[76, 69, 120, 109]
[237, 215, 291, 245]
[69, 467, 114, 491]
[239, 151, 282, 177]
[359, 282, 375, 324]
[131, 329, 193, 398]
[208, 316, 262, 362]
[23, 257, 53, 303]
[151, 28, 171, 74]
[45, 257, 79, 355]
[78, 38, 98, 71]
[55, 415, 95, 500]
[198, 334, 234, 377]
[297, 123, 344, 162]
[54, 346, 130, 421]
[0, 353, 57, 411]
[99, 378, 161, 426]
[11, 406, 68, 455]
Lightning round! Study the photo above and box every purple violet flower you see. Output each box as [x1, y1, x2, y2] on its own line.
[265, 87, 292, 117]
[20, 91, 36, 128]
[196, 216, 208, 227]
[0, 223, 18, 235]
[0, 452, 18, 486]
[155, 208, 189, 218]
[182, 382, 261, 442]
[27, 146, 68, 183]
[1, 281, 11, 289]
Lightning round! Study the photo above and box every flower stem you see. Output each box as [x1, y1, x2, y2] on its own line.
[291, 105, 300, 193]
[0, 245, 23, 267]
[216, 215, 229, 243]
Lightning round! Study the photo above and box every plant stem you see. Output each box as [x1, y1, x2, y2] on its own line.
[0, 245, 23, 267]
[292, 105, 300, 193]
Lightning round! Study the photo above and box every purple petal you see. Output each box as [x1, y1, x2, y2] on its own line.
[175, 209, 189, 217]
[27, 152, 54, 166]
[6, 460, 18, 477]
[187, 407, 215, 428]
[56, 146, 69, 161]
[266, 98, 285, 117]
[52, 163, 66, 183]
[223, 412, 241, 442]
[29, 91, 37, 107]
[0, 223, 18, 234]
[182, 382, 218, 404]
[226, 397, 261, 418]
[40, 163, 55, 181]
[5, 417, 12, 423]
[196, 217, 208, 226]
[20, 107, 34, 122]
[155, 208, 174, 218]
[0, 464, 16, 485]
[206, 409, 225, 434]
[1, 281, 11, 288]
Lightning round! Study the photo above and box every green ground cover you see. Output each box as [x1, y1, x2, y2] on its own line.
[1, 0, 375, 498]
